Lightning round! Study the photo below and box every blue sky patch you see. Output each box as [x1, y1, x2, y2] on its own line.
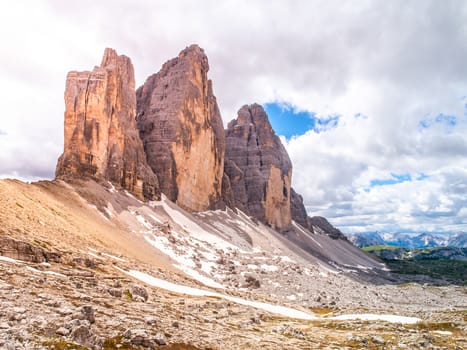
[370, 173, 412, 187]
[416, 173, 428, 181]
[264, 102, 340, 138]
[419, 113, 458, 129]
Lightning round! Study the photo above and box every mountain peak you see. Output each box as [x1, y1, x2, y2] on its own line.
[55, 48, 159, 200]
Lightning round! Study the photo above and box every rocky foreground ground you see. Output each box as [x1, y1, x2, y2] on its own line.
[0, 236, 465, 350]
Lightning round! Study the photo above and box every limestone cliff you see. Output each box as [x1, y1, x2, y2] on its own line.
[290, 187, 311, 230]
[55, 48, 159, 200]
[224, 104, 292, 230]
[136, 45, 225, 212]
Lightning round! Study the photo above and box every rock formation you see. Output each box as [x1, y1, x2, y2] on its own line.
[56, 48, 158, 200]
[309, 216, 346, 239]
[290, 187, 346, 239]
[290, 187, 311, 230]
[224, 104, 292, 230]
[136, 45, 225, 212]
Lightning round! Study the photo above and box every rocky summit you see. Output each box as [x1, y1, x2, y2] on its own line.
[224, 104, 292, 230]
[56, 48, 159, 200]
[136, 45, 225, 212]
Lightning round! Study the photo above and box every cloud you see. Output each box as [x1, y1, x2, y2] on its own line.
[0, 0, 466, 233]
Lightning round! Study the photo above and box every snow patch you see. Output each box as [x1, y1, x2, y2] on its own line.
[148, 214, 162, 224]
[157, 198, 236, 250]
[174, 265, 224, 289]
[277, 255, 294, 263]
[144, 235, 196, 268]
[88, 204, 109, 221]
[87, 252, 102, 259]
[0, 256, 24, 264]
[115, 267, 316, 320]
[260, 264, 279, 272]
[25, 266, 67, 278]
[101, 253, 127, 262]
[107, 181, 117, 193]
[136, 215, 153, 230]
[292, 221, 323, 248]
[432, 330, 452, 335]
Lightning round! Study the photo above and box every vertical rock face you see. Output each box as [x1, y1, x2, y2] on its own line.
[136, 45, 225, 212]
[224, 104, 292, 230]
[309, 216, 346, 239]
[290, 187, 311, 230]
[55, 48, 159, 200]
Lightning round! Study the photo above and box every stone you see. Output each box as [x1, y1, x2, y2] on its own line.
[145, 316, 157, 325]
[56, 48, 159, 200]
[128, 284, 148, 302]
[244, 274, 260, 289]
[3, 342, 15, 350]
[153, 332, 167, 346]
[56, 327, 70, 336]
[70, 325, 92, 345]
[371, 335, 386, 345]
[0, 236, 61, 263]
[81, 305, 95, 324]
[224, 104, 292, 230]
[56, 307, 73, 316]
[108, 288, 122, 298]
[123, 328, 153, 347]
[137, 44, 225, 211]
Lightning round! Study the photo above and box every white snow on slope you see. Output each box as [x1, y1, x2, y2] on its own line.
[144, 233, 225, 289]
[292, 221, 323, 248]
[116, 267, 422, 324]
[144, 235, 196, 268]
[0, 256, 24, 264]
[115, 267, 316, 320]
[155, 197, 236, 250]
[432, 330, 453, 335]
[101, 253, 127, 262]
[174, 264, 225, 289]
[26, 266, 67, 278]
[136, 215, 153, 230]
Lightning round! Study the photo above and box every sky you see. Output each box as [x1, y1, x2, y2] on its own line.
[0, 0, 466, 235]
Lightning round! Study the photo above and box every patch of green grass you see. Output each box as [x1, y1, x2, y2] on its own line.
[407, 321, 462, 335]
[385, 259, 467, 284]
[362, 245, 399, 251]
[103, 336, 137, 350]
[124, 289, 133, 301]
[42, 339, 88, 350]
[309, 307, 335, 315]
[102, 336, 206, 350]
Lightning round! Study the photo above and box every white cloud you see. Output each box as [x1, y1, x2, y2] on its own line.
[0, 0, 466, 233]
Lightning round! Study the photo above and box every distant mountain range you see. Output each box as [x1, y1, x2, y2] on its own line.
[346, 231, 467, 249]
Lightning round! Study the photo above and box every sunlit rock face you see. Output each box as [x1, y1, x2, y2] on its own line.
[56, 48, 159, 200]
[136, 45, 225, 211]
